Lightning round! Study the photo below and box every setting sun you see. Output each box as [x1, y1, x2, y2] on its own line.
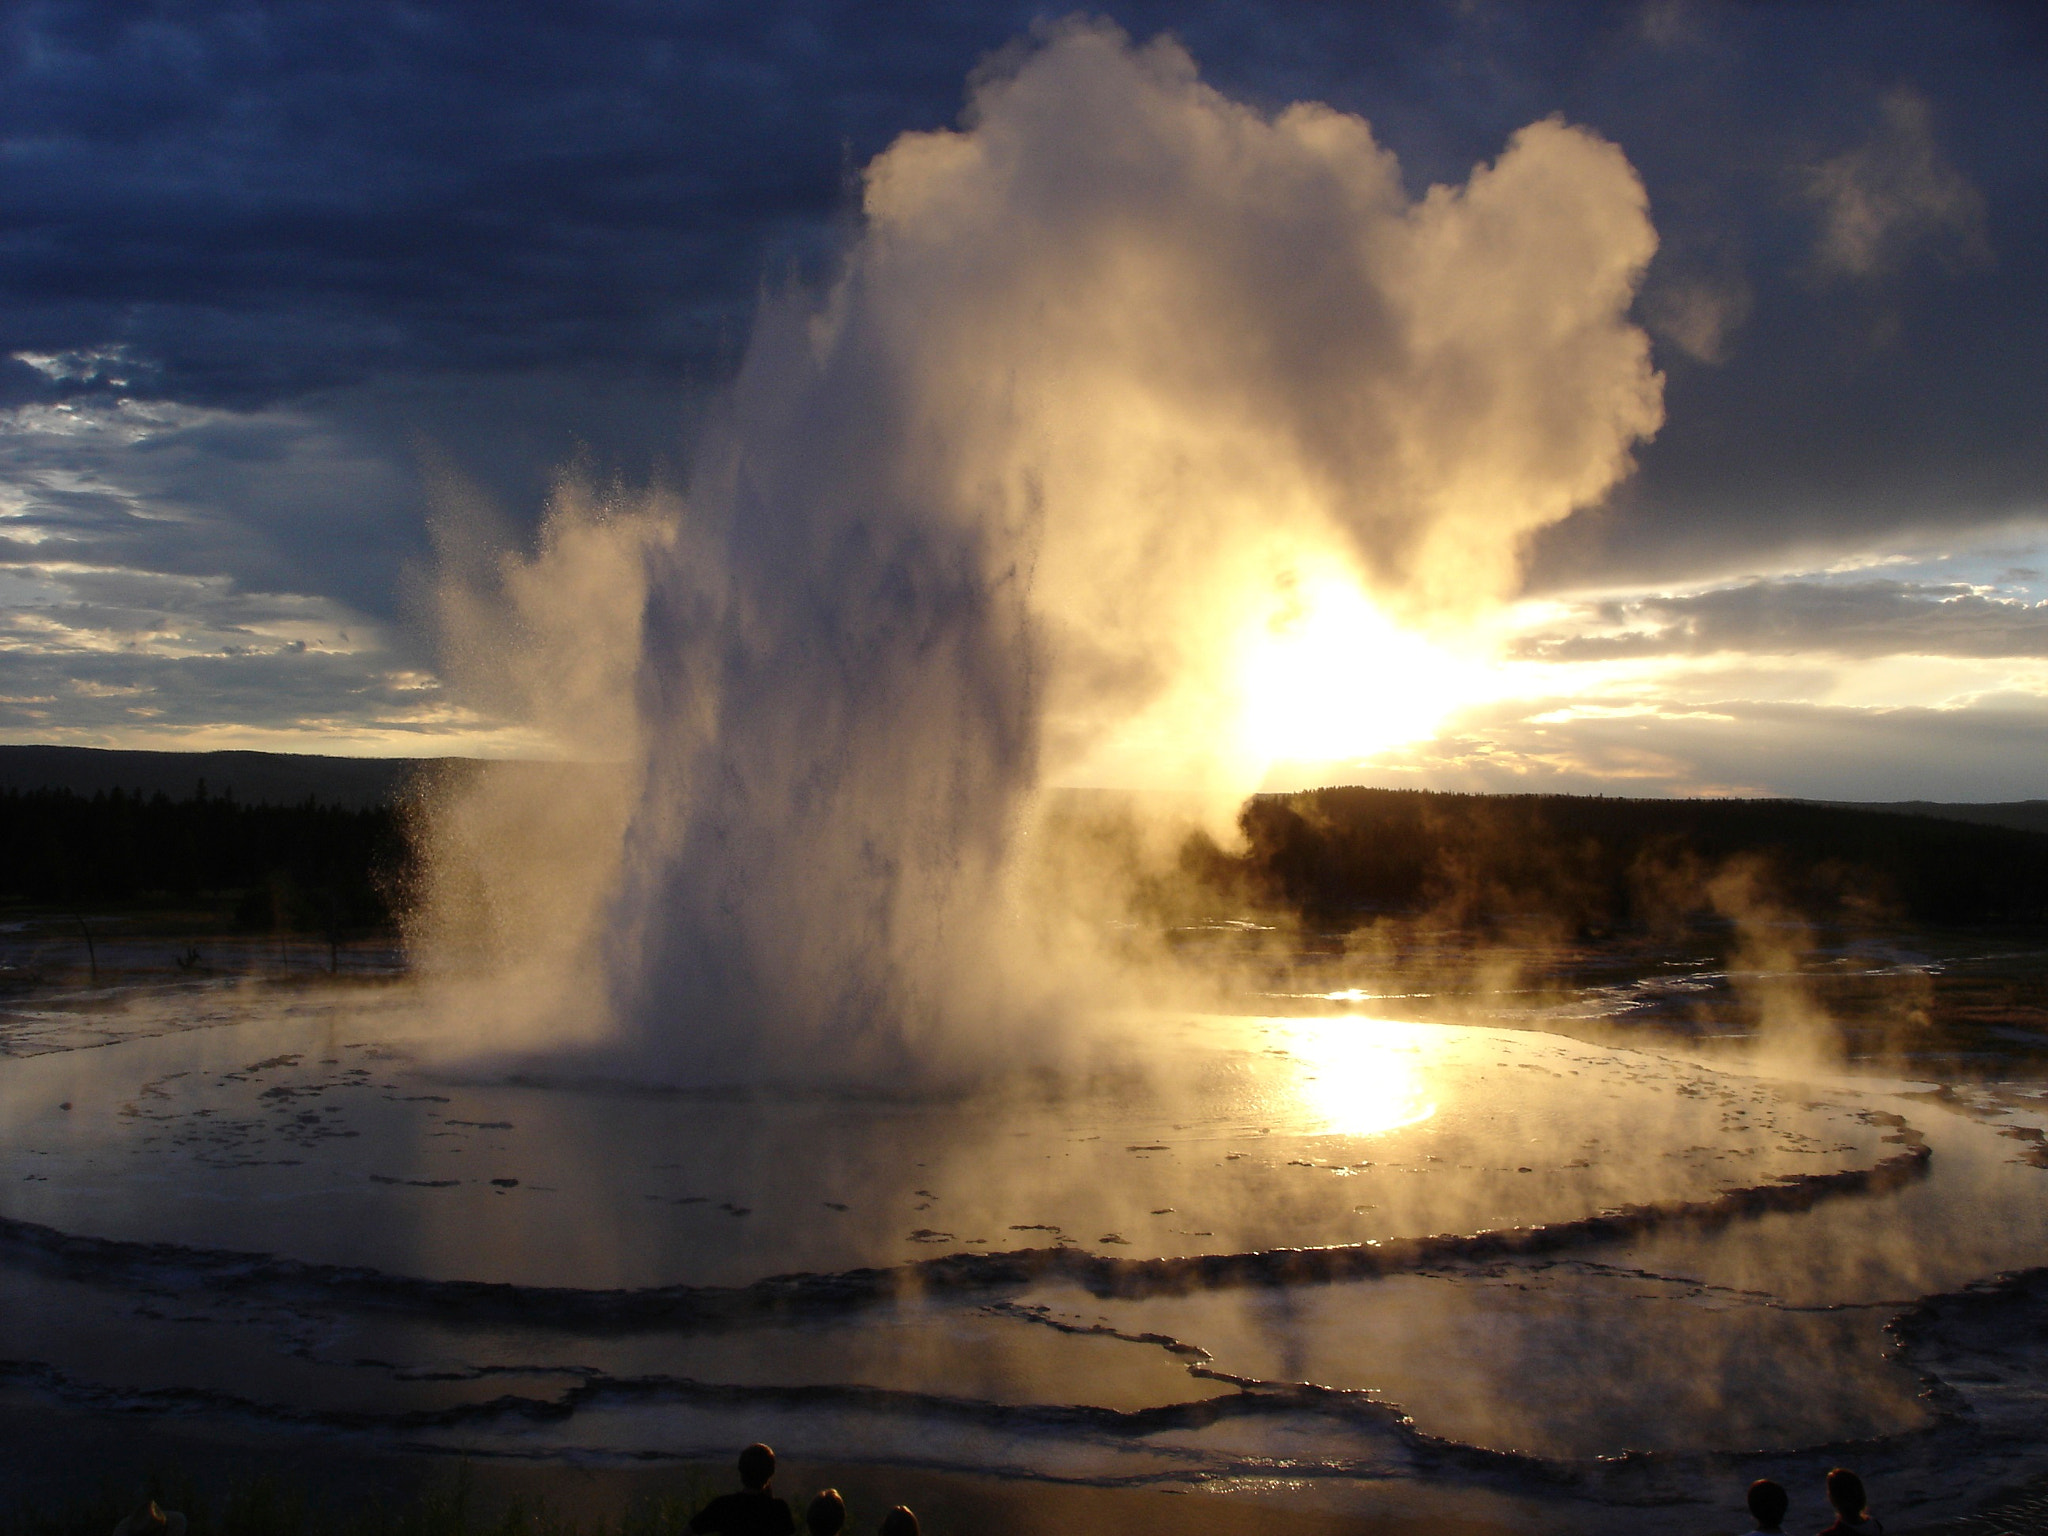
[1236, 571, 1490, 768]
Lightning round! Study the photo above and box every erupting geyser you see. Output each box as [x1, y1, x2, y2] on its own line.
[417, 20, 1664, 1083]
[12, 24, 2048, 1533]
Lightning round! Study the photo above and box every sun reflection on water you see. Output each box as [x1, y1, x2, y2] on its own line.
[1282, 1017, 1440, 1138]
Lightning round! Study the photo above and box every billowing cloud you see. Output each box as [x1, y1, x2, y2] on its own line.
[689, 18, 1666, 803]
[847, 23, 1661, 790]
[1804, 87, 1989, 279]
[1641, 267, 1752, 365]
[411, 21, 1666, 1078]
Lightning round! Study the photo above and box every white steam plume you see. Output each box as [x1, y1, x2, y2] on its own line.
[414, 20, 1664, 1085]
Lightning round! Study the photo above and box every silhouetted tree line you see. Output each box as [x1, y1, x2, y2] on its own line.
[1184, 787, 2048, 933]
[0, 781, 407, 931]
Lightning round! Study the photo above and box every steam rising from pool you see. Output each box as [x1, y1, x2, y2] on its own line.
[415, 21, 1664, 1083]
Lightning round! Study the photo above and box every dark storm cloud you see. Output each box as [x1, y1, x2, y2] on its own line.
[0, 0, 1021, 401]
[3, 0, 2046, 752]
[0, 0, 1067, 640]
[1522, 577, 2048, 661]
[9, 3, 2040, 424]
[1524, 1, 2048, 586]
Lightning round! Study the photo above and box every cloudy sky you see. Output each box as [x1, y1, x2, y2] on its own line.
[2, 0, 2044, 799]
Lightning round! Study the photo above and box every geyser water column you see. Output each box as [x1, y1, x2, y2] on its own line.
[418, 20, 1665, 1079]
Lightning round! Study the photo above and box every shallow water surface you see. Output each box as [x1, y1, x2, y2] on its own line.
[0, 996, 1894, 1286]
[4, 976, 2047, 1533]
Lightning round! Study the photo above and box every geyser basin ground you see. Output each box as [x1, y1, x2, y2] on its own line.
[1, 988, 1901, 1287]
[7, 978, 2048, 1534]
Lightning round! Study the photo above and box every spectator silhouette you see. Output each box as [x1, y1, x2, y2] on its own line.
[878, 1507, 918, 1536]
[1745, 1479, 1788, 1535]
[689, 1444, 796, 1536]
[805, 1491, 846, 1536]
[111, 1502, 186, 1536]
[1819, 1469, 1883, 1536]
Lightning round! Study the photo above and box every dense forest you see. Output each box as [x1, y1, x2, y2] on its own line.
[6, 768, 2048, 940]
[1183, 787, 2048, 933]
[0, 783, 407, 931]
[0, 744, 431, 808]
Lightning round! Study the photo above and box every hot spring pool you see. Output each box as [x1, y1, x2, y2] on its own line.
[5, 978, 2048, 1534]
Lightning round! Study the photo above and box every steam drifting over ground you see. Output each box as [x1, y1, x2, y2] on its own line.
[416, 21, 1665, 1085]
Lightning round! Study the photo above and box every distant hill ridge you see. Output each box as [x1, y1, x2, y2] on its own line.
[0, 745, 466, 810]
[1817, 799, 2048, 837]
[3, 743, 2045, 833]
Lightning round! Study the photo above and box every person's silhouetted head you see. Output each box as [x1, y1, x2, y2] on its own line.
[878, 1507, 917, 1536]
[112, 1500, 186, 1536]
[1747, 1479, 1789, 1532]
[1827, 1469, 1868, 1523]
[806, 1491, 845, 1536]
[738, 1444, 776, 1491]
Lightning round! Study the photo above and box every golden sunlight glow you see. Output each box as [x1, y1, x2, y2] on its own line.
[1236, 571, 1489, 767]
[1283, 1016, 1439, 1137]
